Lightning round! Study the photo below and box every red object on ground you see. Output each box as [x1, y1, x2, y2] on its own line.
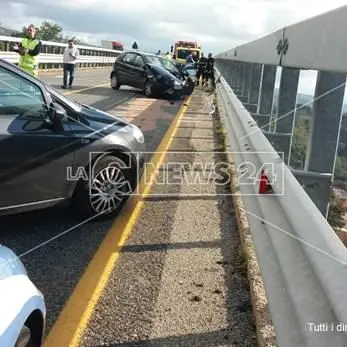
[259, 169, 272, 194]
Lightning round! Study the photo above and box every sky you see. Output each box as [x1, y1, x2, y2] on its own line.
[1, 0, 347, 95]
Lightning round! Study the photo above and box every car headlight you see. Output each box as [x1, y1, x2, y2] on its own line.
[131, 124, 144, 144]
[174, 80, 182, 86]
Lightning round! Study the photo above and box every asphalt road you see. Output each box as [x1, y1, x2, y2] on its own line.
[42, 87, 257, 347]
[0, 69, 183, 332]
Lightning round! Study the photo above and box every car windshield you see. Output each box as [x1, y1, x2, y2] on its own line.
[158, 57, 179, 73]
[176, 49, 200, 60]
[144, 54, 162, 65]
[144, 54, 180, 74]
[176, 49, 190, 60]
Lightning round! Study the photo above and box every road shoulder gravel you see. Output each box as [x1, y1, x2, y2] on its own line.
[81, 88, 258, 346]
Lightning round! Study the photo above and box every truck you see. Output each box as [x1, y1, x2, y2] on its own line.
[170, 40, 201, 65]
[101, 40, 124, 51]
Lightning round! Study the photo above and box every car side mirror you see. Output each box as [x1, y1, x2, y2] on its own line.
[49, 102, 66, 131]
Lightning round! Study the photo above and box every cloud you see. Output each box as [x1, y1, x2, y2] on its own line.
[1, 0, 347, 54]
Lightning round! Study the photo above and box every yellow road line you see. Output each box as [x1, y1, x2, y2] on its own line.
[43, 95, 192, 347]
[63, 83, 109, 95]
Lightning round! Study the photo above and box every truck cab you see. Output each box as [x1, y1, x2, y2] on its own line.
[171, 40, 201, 65]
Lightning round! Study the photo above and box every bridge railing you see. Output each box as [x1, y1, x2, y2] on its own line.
[216, 5, 347, 218]
[214, 4, 347, 347]
[0, 35, 122, 70]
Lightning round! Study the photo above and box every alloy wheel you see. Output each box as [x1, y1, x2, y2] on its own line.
[89, 166, 132, 214]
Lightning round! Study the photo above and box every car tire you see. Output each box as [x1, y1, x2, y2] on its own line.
[111, 73, 121, 90]
[144, 79, 153, 98]
[73, 155, 133, 220]
[15, 325, 34, 347]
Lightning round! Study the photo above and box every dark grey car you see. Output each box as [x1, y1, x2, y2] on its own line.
[0, 59, 145, 219]
[110, 51, 184, 98]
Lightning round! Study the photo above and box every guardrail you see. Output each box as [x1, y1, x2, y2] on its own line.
[214, 4, 347, 347]
[0, 35, 122, 70]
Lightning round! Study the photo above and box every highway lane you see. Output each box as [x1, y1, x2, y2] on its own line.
[0, 69, 184, 332]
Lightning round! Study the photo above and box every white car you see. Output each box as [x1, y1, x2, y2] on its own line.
[0, 245, 46, 347]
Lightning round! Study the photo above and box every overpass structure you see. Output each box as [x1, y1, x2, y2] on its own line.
[0, 35, 122, 69]
[1, 6, 347, 347]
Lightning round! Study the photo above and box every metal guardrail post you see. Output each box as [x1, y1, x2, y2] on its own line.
[293, 170, 333, 217]
[276, 67, 300, 134]
[249, 63, 262, 106]
[251, 64, 277, 131]
[226, 61, 233, 86]
[305, 71, 346, 174]
[303, 71, 346, 218]
[243, 63, 262, 114]
[241, 63, 248, 97]
[263, 131, 291, 163]
[230, 61, 236, 88]
[243, 63, 252, 101]
[269, 67, 300, 164]
[236, 62, 243, 92]
[259, 64, 277, 115]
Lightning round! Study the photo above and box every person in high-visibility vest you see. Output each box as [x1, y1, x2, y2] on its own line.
[164, 51, 172, 60]
[13, 24, 42, 77]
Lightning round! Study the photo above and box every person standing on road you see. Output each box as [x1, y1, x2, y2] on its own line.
[164, 51, 172, 60]
[62, 39, 79, 89]
[205, 53, 215, 89]
[13, 24, 41, 77]
[186, 51, 195, 64]
[196, 52, 207, 87]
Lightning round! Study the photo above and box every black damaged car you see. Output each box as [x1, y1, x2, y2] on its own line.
[110, 51, 184, 98]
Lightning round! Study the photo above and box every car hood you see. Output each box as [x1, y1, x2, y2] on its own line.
[147, 63, 181, 82]
[78, 104, 129, 136]
[0, 245, 27, 281]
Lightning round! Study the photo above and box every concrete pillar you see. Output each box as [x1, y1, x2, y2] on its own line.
[249, 63, 262, 106]
[239, 63, 247, 94]
[305, 71, 346, 174]
[275, 67, 300, 134]
[227, 61, 233, 86]
[259, 65, 277, 115]
[231, 61, 237, 88]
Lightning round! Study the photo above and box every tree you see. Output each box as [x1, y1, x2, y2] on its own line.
[328, 191, 346, 229]
[19, 21, 82, 44]
[334, 156, 347, 181]
[22, 21, 63, 41]
[290, 118, 310, 169]
[61, 35, 81, 44]
[132, 41, 138, 49]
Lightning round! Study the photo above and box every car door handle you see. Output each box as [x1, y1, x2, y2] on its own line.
[81, 139, 90, 144]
